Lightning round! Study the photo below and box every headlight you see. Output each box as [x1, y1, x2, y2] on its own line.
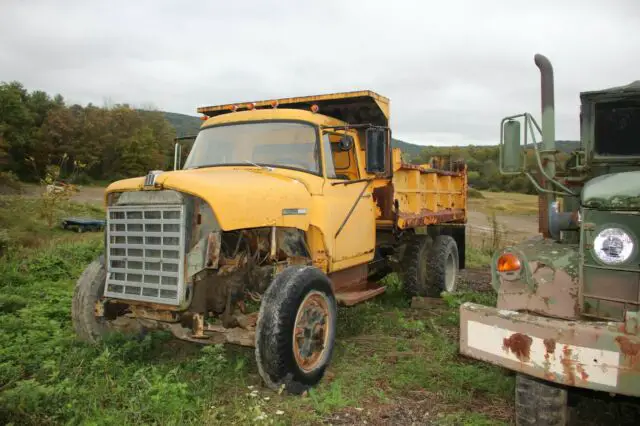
[593, 227, 635, 265]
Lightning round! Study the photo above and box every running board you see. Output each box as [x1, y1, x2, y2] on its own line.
[335, 284, 386, 306]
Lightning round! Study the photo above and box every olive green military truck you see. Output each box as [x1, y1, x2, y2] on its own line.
[459, 54, 640, 425]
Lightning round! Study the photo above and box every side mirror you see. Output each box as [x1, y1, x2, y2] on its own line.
[338, 135, 354, 152]
[174, 142, 182, 170]
[500, 119, 523, 174]
[365, 128, 388, 174]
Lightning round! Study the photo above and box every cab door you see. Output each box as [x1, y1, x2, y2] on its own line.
[320, 131, 376, 271]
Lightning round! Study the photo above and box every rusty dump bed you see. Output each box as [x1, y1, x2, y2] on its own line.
[376, 149, 467, 229]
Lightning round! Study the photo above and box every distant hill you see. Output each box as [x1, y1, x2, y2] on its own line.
[162, 111, 579, 157]
[164, 112, 202, 137]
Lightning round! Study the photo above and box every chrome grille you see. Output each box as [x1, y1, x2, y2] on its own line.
[105, 204, 185, 305]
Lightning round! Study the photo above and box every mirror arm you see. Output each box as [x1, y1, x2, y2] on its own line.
[524, 172, 570, 196]
[524, 115, 577, 196]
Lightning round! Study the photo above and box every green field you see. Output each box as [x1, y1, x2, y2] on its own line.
[0, 195, 516, 425]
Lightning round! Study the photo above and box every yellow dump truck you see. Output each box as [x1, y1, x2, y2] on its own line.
[72, 91, 468, 394]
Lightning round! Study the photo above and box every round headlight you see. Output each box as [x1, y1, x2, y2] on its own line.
[593, 227, 635, 265]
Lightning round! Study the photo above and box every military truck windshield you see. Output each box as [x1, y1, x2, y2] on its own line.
[183, 121, 321, 174]
[594, 100, 640, 156]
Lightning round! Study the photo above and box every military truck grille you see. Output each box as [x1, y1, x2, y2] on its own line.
[104, 205, 185, 306]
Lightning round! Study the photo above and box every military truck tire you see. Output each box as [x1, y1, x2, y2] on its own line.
[255, 265, 337, 395]
[72, 255, 110, 343]
[426, 235, 459, 294]
[515, 373, 569, 426]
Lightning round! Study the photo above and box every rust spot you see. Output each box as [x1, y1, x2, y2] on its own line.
[576, 363, 589, 381]
[397, 208, 466, 228]
[502, 333, 533, 362]
[615, 336, 640, 368]
[206, 232, 221, 268]
[543, 338, 556, 355]
[561, 345, 576, 386]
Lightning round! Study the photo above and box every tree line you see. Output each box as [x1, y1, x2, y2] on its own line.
[1, 81, 574, 194]
[408, 143, 573, 195]
[0, 81, 175, 185]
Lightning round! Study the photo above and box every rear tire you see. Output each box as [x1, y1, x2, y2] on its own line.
[427, 235, 459, 294]
[255, 265, 337, 395]
[401, 234, 459, 297]
[516, 373, 569, 426]
[401, 235, 436, 297]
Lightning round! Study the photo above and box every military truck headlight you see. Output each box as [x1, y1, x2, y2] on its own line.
[593, 227, 635, 265]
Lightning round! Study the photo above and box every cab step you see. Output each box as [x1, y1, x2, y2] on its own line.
[335, 283, 386, 306]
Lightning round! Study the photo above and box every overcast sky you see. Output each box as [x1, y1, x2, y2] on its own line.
[1, 0, 639, 146]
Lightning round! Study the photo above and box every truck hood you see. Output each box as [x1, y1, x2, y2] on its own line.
[107, 167, 313, 231]
[582, 171, 640, 210]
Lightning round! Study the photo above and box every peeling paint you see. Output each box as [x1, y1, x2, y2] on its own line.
[543, 338, 556, 355]
[615, 336, 640, 368]
[502, 333, 533, 362]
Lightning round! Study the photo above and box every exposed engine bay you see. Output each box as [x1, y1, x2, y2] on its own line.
[188, 227, 311, 328]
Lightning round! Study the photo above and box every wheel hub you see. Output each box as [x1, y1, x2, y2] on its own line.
[445, 252, 456, 292]
[293, 291, 331, 372]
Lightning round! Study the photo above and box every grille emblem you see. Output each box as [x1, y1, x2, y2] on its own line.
[144, 170, 163, 188]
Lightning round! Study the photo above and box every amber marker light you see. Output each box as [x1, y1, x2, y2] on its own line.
[271, 100, 279, 108]
[247, 102, 256, 110]
[200, 115, 207, 121]
[310, 104, 319, 113]
[497, 252, 521, 272]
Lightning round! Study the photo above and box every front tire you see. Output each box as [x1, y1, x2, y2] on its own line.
[72, 255, 143, 343]
[72, 256, 109, 343]
[255, 265, 337, 395]
[515, 373, 569, 426]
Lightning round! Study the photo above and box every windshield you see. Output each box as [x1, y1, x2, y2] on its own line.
[182, 121, 321, 174]
[594, 100, 640, 156]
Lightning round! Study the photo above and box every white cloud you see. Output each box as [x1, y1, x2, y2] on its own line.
[1, 0, 639, 145]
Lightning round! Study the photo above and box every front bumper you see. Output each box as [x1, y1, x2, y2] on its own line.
[459, 302, 640, 397]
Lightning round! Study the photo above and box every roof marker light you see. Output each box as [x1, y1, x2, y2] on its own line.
[271, 100, 279, 108]
[311, 104, 319, 113]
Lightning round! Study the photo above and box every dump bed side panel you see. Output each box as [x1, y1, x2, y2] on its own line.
[384, 149, 467, 229]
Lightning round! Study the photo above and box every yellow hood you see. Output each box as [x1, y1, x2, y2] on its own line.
[107, 167, 316, 231]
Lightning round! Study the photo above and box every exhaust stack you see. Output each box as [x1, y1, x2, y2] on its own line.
[534, 53, 557, 237]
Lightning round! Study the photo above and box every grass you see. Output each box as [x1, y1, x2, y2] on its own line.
[469, 191, 538, 216]
[0, 196, 515, 425]
[0, 195, 104, 255]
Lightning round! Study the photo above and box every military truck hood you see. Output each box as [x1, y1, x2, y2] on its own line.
[107, 168, 313, 231]
[582, 171, 640, 210]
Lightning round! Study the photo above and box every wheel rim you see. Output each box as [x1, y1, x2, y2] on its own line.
[444, 252, 456, 292]
[292, 290, 331, 373]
